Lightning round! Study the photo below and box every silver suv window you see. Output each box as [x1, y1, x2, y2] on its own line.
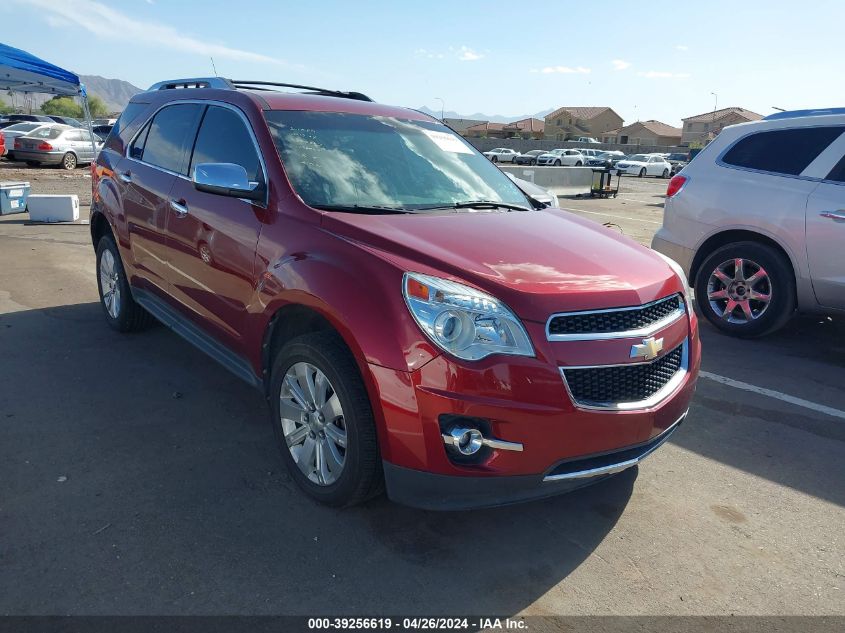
[722, 127, 844, 176]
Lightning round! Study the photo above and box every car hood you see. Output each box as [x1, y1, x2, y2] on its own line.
[322, 209, 680, 322]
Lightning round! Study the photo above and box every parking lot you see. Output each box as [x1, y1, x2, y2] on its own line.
[1, 164, 843, 617]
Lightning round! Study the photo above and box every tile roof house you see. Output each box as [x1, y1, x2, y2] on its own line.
[601, 120, 682, 146]
[463, 118, 545, 139]
[681, 107, 762, 146]
[544, 106, 623, 141]
[463, 121, 506, 138]
[443, 118, 487, 134]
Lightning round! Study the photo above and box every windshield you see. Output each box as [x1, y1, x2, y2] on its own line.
[265, 111, 528, 211]
[5, 123, 40, 133]
[628, 154, 649, 162]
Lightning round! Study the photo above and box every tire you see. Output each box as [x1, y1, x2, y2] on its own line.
[26, 161, 40, 167]
[662, 169, 670, 178]
[639, 168, 646, 178]
[491, 156, 498, 163]
[694, 241, 796, 338]
[575, 161, 583, 166]
[530, 159, 536, 166]
[61, 152, 77, 170]
[554, 160, 561, 166]
[95, 235, 152, 332]
[270, 332, 382, 507]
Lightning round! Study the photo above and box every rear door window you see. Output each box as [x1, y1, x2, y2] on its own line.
[139, 104, 204, 175]
[188, 106, 262, 182]
[722, 127, 844, 176]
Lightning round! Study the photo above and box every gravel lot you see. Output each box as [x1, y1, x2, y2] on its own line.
[1, 165, 843, 618]
[1, 159, 92, 206]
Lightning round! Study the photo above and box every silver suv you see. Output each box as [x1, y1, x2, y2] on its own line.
[653, 108, 845, 337]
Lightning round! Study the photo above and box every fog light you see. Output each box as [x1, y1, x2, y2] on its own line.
[448, 427, 484, 455]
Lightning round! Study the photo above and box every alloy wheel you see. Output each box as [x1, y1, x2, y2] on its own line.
[63, 153, 77, 170]
[279, 362, 347, 486]
[99, 249, 121, 319]
[707, 258, 772, 324]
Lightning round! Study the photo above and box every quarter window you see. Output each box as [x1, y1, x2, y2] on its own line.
[138, 104, 204, 174]
[722, 127, 845, 176]
[826, 154, 845, 182]
[189, 106, 262, 182]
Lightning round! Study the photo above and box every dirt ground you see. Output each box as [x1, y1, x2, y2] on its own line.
[1, 159, 92, 206]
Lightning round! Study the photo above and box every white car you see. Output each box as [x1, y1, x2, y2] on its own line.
[573, 136, 600, 144]
[505, 173, 559, 208]
[575, 148, 603, 159]
[652, 107, 845, 337]
[0, 122, 55, 160]
[483, 147, 520, 163]
[615, 153, 672, 178]
[536, 149, 586, 166]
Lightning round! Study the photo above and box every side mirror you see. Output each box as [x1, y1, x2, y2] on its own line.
[192, 162, 263, 201]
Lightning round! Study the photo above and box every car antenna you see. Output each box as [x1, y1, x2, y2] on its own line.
[210, 57, 218, 76]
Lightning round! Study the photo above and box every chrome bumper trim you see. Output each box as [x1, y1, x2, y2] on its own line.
[543, 410, 687, 482]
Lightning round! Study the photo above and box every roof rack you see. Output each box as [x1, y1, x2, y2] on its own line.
[146, 77, 373, 102]
[764, 107, 845, 121]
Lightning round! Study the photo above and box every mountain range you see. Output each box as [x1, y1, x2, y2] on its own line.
[1, 75, 143, 113]
[416, 105, 556, 123]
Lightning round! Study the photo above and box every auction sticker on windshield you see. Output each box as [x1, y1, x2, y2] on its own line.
[423, 129, 474, 154]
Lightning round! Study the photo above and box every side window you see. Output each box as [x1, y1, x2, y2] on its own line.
[722, 127, 844, 176]
[141, 104, 204, 174]
[129, 122, 150, 160]
[105, 102, 148, 152]
[66, 130, 83, 142]
[826, 154, 845, 182]
[189, 106, 262, 182]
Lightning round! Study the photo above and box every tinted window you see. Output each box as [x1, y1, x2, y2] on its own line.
[826, 154, 845, 182]
[130, 122, 150, 160]
[722, 127, 844, 176]
[105, 102, 147, 151]
[141, 104, 203, 174]
[189, 106, 262, 182]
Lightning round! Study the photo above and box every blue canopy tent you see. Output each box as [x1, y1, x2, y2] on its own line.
[0, 42, 97, 155]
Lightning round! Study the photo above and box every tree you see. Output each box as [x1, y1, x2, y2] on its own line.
[39, 93, 109, 119]
[87, 94, 108, 118]
[0, 102, 13, 115]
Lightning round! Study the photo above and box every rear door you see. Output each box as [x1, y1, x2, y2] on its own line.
[805, 151, 845, 309]
[114, 103, 204, 291]
[163, 104, 266, 349]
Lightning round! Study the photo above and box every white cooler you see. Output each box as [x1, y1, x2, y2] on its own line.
[26, 194, 80, 223]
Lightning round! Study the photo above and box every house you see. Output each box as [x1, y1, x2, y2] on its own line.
[463, 121, 506, 138]
[681, 107, 762, 146]
[443, 118, 487, 134]
[543, 107, 624, 141]
[601, 120, 682, 147]
[502, 117, 545, 139]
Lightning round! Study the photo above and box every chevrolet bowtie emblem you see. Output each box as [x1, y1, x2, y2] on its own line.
[630, 336, 664, 361]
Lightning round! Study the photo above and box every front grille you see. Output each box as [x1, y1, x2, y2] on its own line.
[562, 343, 684, 407]
[548, 295, 681, 337]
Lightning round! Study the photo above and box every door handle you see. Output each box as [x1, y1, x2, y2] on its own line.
[169, 199, 188, 218]
[118, 171, 131, 183]
[820, 210, 845, 221]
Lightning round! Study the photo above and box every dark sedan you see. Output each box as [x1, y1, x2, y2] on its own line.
[513, 149, 546, 165]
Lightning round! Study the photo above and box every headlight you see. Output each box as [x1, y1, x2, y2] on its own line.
[655, 252, 693, 312]
[403, 273, 534, 361]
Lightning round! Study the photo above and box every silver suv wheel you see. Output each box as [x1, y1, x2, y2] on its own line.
[279, 361, 347, 486]
[99, 249, 122, 319]
[706, 257, 771, 324]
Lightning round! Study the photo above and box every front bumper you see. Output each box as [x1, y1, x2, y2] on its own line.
[384, 411, 686, 510]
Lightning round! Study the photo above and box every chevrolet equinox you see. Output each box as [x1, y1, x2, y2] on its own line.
[91, 78, 700, 509]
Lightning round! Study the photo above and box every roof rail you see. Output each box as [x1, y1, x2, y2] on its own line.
[147, 77, 235, 91]
[231, 80, 373, 102]
[764, 107, 845, 121]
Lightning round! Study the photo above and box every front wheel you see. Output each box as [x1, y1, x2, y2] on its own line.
[639, 167, 646, 178]
[491, 156, 498, 163]
[575, 161, 583, 166]
[694, 241, 796, 338]
[61, 152, 77, 170]
[554, 160, 561, 166]
[270, 332, 382, 507]
[96, 235, 152, 332]
[662, 168, 670, 178]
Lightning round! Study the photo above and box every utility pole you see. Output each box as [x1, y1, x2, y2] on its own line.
[434, 97, 444, 120]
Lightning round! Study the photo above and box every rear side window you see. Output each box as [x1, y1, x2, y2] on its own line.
[722, 127, 844, 176]
[139, 104, 204, 174]
[104, 102, 147, 152]
[189, 106, 262, 182]
[826, 154, 845, 182]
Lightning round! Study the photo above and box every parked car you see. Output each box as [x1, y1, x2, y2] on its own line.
[90, 76, 699, 510]
[536, 149, 585, 166]
[14, 125, 103, 169]
[483, 147, 520, 163]
[92, 118, 118, 127]
[572, 136, 600, 144]
[615, 153, 672, 178]
[653, 108, 845, 338]
[0, 122, 54, 160]
[512, 149, 546, 165]
[92, 124, 113, 139]
[587, 150, 626, 167]
[45, 115, 84, 127]
[575, 148, 603, 160]
[665, 152, 690, 175]
[0, 113, 53, 124]
[505, 173, 559, 207]
[0, 131, 5, 159]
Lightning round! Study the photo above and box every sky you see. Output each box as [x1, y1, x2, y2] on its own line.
[3, 0, 844, 126]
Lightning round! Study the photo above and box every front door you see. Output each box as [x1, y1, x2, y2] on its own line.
[163, 104, 266, 350]
[806, 178, 845, 309]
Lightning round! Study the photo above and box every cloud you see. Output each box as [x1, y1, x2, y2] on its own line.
[16, 0, 294, 67]
[638, 70, 691, 79]
[611, 59, 631, 71]
[457, 46, 483, 62]
[675, 45, 689, 51]
[533, 66, 591, 74]
[415, 48, 445, 59]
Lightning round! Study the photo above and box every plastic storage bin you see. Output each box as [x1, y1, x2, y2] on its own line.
[0, 181, 31, 215]
[26, 194, 80, 223]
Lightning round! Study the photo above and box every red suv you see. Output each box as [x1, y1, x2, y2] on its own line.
[91, 78, 700, 509]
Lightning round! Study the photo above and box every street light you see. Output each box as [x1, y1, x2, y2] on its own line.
[711, 92, 718, 121]
[434, 97, 444, 120]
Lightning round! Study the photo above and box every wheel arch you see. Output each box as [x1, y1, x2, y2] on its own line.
[690, 229, 797, 287]
[90, 209, 113, 247]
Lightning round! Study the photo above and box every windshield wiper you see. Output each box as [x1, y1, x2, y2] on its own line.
[312, 204, 419, 215]
[420, 200, 532, 212]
